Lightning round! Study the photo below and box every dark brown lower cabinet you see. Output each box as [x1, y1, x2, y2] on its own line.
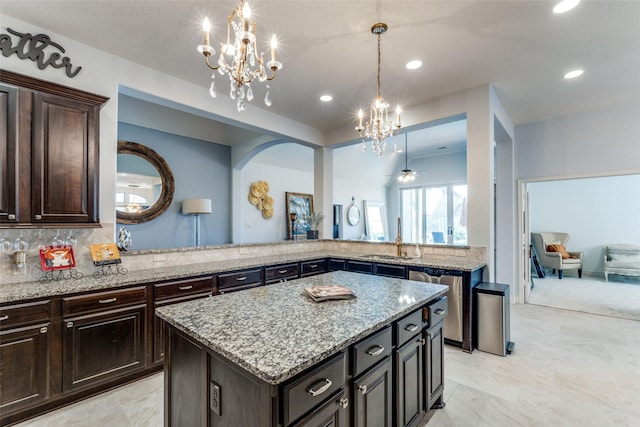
[424, 321, 445, 410]
[394, 336, 424, 427]
[0, 323, 50, 414]
[292, 389, 348, 427]
[353, 357, 392, 427]
[63, 305, 146, 393]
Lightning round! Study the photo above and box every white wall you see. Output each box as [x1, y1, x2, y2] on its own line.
[528, 174, 640, 275]
[333, 178, 387, 241]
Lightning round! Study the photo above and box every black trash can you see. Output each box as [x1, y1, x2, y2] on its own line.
[475, 282, 515, 356]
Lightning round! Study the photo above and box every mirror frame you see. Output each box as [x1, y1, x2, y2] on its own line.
[116, 141, 175, 224]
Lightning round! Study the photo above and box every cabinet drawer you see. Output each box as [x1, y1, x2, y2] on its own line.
[346, 260, 373, 274]
[300, 259, 327, 277]
[264, 263, 299, 283]
[154, 276, 213, 301]
[283, 351, 346, 426]
[62, 287, 146, 316]
[423, 296, 448, 328]
[395, 309, 423, 347]
[217, 268, 262, 291]
[0, 300, 50, 329]
[352, 325, 392, 377]
[329, 259, 346, 271]
[374, 263, 407, 278]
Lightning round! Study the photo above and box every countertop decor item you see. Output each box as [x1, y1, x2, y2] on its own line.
[305, 211, 325, 240]
[355, 22, 402, 156]
[197, 0, 282, 111]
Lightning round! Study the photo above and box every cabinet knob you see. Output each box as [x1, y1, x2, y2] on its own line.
[418, 338, 426, 345]
[34, 214, 42, 220]
[357, 384, 367, 395]
[7, 214, 15, 220]
[40, 326, 48, 333]
[435, 308, 445, 315]
[339, 397, 349, 409]
[66, 321, 74, 328]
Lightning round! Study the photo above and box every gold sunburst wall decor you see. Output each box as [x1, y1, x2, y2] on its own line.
[248, 180, 274, 219]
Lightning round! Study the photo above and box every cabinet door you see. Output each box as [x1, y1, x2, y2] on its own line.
[0, 323, 50, 414]
[353, 357, 392, 427]
[290, 389, 347, 427]
[424, 322, 444, 410]
[394, 338, 423, 427]
[63, 305, 145, 392]
[153, 293, 210, 365]
[0, 84, 20, 224]
[31, 92, 99, 223]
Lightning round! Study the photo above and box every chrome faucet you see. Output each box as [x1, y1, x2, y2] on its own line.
[396, 217, 402, 257]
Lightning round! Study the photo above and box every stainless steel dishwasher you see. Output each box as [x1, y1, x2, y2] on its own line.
[409, 267, 463, 343]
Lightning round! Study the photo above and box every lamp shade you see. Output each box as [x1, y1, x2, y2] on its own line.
[182, 198, 212, 214]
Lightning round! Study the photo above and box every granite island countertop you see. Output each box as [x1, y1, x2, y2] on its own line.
[156, 270, 449, 385]
[0, 250, 481, 304]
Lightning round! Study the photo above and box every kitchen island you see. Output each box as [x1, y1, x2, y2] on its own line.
[157, 270, 449, 426]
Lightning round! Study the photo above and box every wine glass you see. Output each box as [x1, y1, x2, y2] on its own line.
[34, 229, 47, 252]
[0, 235, 12, 253]
[65, 230, 78, 249]
[52, 229, 62, 248]
[13, 232, 28, 252]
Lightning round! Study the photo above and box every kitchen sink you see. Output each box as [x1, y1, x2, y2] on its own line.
[361, 254, 406, 260]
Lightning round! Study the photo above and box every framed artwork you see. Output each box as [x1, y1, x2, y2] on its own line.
[40, 246, 76, 271]
[285, 192, 313, 240]
[89, 243, 122, 266]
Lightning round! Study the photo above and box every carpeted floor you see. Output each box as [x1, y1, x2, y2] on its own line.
[527, 272, 640, 321]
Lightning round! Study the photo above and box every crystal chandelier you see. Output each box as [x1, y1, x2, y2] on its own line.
[197, 0, 282, 111]
[355, 23, 402, 156]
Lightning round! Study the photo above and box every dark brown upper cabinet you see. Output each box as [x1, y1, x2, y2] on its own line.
[0, 70, 108, 225]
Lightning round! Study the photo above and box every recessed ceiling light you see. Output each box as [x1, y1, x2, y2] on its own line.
[553, 0, 580, 14]
[406, 60, 422, 70]
[564, 69, 584, 79]
[320, 95, 333, 102]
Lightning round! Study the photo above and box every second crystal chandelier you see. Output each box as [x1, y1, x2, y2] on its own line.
[197, 0, 282, 111]
[355, 23, 402, 156]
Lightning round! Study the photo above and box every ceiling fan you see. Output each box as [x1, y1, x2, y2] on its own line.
[398, 136, 416, 183]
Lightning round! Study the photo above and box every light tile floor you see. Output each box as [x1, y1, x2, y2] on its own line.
[14, 304, 640, 426]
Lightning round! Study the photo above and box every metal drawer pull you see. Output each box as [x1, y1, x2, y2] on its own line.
[307, 378, 332, 396]
[0, 315, 8, 321]
[310, 264, 318, 268]
[366, 345, 385, 357]
[435, 308, 445, 315]
[278, 269, 288, 274]
[417, 338, 426, 345]
[339, 397, 349, 409]
[235, 276, 247, 281]
[40, 326, 48, 333]
[357, 384, 367, 395]
[8, 214, 15, 220]
[99, 297, 117, 304]
[404, 323, 419, 332]
[67, 321, 74, 328]
[35, 214, 42, 220]
[179, 285, 193, 291]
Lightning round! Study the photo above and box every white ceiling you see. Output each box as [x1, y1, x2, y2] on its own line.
[3, 1, 638, 183]
[3, 0, 639, 132]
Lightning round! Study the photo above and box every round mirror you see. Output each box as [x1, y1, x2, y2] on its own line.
[116, 141, 175, 224]
[347, 205, 361, 226]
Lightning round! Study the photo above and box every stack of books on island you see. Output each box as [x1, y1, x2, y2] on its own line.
[303, 284, 357, 302]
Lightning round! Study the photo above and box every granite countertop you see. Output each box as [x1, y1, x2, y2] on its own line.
[156, 271, 449, 385]
[0, 250, 483, 304]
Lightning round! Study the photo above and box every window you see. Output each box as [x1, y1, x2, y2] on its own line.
[400, 184, 467, 245]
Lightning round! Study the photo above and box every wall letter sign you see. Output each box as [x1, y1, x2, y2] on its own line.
[0, 27, 82, 78]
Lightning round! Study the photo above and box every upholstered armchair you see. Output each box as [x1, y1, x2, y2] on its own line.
[531, 232, 583, 279]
